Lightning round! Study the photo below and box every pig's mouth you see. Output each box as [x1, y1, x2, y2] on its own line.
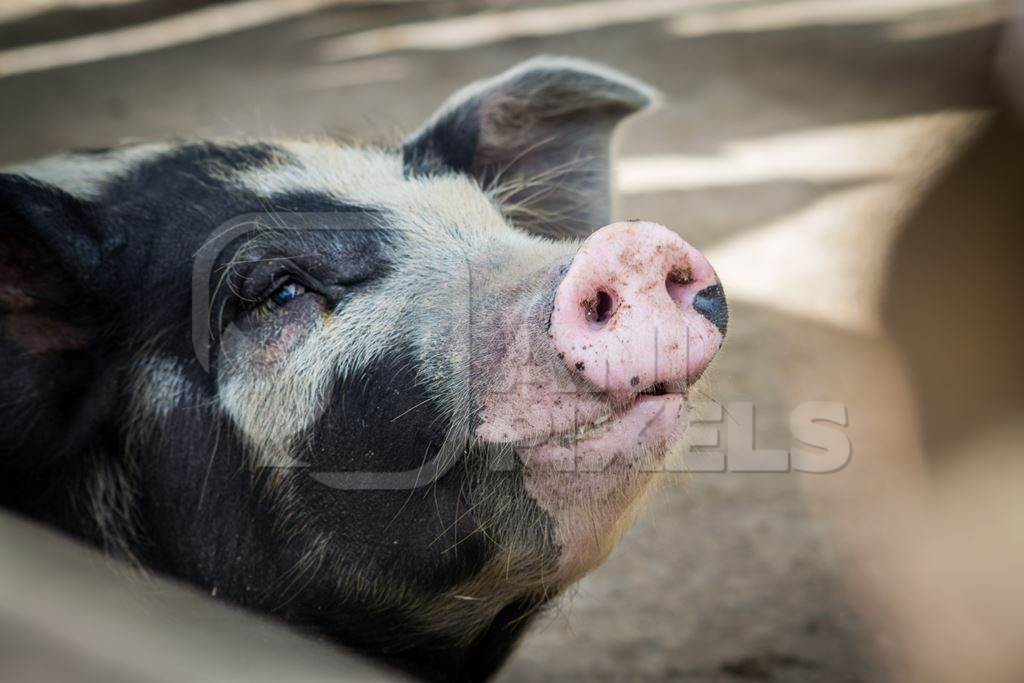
[498, 380, 689, 467]
[501, 382, 688, 583]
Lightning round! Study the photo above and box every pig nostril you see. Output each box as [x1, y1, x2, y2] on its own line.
[665, 266, 693, 304]
[666, 266, 692, 287]
[583, 290, 617, 326]
[595, 291, 615, 321]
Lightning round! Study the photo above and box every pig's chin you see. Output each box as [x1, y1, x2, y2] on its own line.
[479, 388, 689, 585]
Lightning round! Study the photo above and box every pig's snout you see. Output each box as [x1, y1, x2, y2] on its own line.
[549, 221, 726, 395]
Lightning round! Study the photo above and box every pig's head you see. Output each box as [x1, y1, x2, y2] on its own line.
[0, 58, 726, 680]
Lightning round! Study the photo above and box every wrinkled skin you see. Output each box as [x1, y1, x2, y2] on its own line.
[0, 58, 724, 681]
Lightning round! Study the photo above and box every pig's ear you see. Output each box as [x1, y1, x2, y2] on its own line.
[403, 56, 657, 238]
[0, 174, 114, 466]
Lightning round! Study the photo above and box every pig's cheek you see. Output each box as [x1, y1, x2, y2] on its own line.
[220, 296, 323, 371]
[250, 322, 307, 366]
[473, 319, 590, 442]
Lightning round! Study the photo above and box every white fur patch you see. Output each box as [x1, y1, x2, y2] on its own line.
[5, 143, 172, 199]
[131, 355, 199, 421]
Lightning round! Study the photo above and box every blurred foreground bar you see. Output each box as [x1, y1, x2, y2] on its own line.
[0, 512, 398, 683]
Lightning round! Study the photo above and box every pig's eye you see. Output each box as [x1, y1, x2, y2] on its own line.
[249, 279, 308, 317]
[248, 278, 305, 319]
[269, 281, 304, 308]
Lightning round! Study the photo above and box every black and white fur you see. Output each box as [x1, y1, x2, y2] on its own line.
[0, 57, 655, 681]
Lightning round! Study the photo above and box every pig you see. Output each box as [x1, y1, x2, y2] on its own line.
[0, 57, 726, 681]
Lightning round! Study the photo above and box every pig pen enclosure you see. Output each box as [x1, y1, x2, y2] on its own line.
[1, 1, 1021, 681]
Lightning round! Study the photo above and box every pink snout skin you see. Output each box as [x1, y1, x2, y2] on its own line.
[549, 220, 725, 395]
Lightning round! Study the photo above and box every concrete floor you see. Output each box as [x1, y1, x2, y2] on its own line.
[0, 1, 1008, 680]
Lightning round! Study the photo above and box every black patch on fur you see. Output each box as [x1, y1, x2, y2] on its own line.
[403, 99, 482, 177]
